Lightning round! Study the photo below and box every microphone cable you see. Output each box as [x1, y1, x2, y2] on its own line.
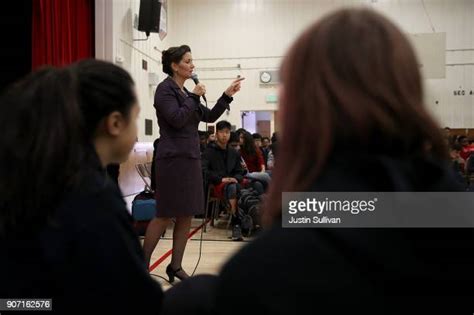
[191, 145, 209, 278]
[203, 94, 209, 139]
[191, 215, 206, 277]
[149, 213, 206, 286]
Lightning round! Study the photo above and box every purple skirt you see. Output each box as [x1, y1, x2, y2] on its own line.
[154, 157, 204, 218]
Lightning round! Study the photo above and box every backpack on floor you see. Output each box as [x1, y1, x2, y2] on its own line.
[236, 207, 253, 236]
[131, 189, 156, 236]
[237, 188, 263, 236]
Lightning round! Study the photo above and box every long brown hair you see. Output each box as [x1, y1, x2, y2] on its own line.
[240, 131, 257, 156]
[264, 8, 447, 225]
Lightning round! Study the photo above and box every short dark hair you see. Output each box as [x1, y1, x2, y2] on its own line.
[229, 132, 240, 143]
[236, 128, 247, 136]
[216, 120, 232, 131]
[271, 132, 277, 143]
[262, 137, 270, 142]
[0, 59, 136, 237]
[252, 133, 262, 140]
[451, 143, 462, 151]
[162, 45, 191, 76]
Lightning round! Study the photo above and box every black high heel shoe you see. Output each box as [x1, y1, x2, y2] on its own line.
[166, 264, 187, 283]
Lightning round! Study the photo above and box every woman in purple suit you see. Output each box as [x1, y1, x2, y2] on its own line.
[143, 45, 244, 281]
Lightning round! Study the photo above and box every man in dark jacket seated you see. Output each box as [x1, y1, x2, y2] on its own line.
[202, 120, 246, 241]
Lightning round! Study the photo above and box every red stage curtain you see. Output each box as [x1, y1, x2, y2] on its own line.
[32, 0, 94, 69]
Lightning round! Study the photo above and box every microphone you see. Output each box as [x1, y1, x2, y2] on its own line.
[191, 73, 207, 102]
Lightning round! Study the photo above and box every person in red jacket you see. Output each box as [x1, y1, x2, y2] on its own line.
[240, 131, 271, 191]
[458, 136, 474, 161]
[240, 131, 265, 173]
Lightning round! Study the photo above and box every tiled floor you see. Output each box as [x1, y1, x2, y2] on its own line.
[145, 236, 247, 291]
[125, 192, 250, 290]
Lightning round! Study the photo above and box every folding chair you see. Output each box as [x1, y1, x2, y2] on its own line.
[134, 163, 172, 237]
[135, 163, 153, 191]
[204, 184, 226, 232]
[144, 162, 153, 177]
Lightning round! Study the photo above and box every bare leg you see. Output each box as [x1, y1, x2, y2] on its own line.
[170, 216, 193, 278]
[143, 217, 172, 269]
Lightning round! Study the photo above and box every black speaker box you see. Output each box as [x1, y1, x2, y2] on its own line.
[138, 0, 161, 37]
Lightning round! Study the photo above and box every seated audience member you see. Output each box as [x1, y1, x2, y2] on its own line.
[252, 132, 263, 148]
[240, 131, 271, 191]
[260, 133, 276, 171]
[262, 136, 271, 150]
[236, 128, 247, 135]
[458, 135, 474, 161]
[443, 127, 451, 144]
[270, 132, 278, 157]
[0, 59, 163, 314]
[207, 131, 216, 145]
[212, 8, 474, 314]
[261, 136, 271, 161]
[228, 131, 241, 151]
[450, 143, 465, 170]
[450, 143, 467, 185]
[266, 149, 275, 170]
[202, 121, 246, 241]
[236, 128, 247, 145]
[228, 132, 265, 194]
[253, 133, 269, 168]
[198, 130, 207, 154]
[448, 134, 458, 146]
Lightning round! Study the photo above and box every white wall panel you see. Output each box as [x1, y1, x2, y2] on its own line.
[100, 0, 474, 138]
[96, 0, 174, 142]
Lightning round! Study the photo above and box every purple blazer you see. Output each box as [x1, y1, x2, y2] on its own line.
[154, 76, 233, 159]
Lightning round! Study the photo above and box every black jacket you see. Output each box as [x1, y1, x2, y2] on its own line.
[0, 162, 163, 314]
[202, 143, 246, 185]
[214, 155, 474, 314]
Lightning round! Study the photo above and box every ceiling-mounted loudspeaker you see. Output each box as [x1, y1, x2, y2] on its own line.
[138, 0, 161, 37]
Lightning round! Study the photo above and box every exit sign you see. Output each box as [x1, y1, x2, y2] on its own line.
[266, 94, 278, 103]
